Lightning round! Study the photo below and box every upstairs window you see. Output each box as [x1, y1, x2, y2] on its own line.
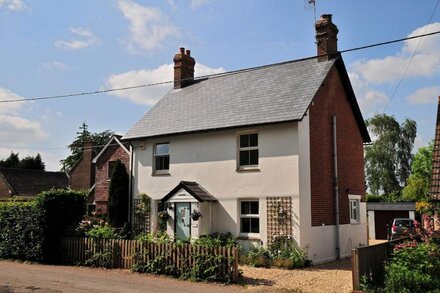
[238, 133, 258, 168]
[154, 143, 170, 173]
[108, 161, 117, 178]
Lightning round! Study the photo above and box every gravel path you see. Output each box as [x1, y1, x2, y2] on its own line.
[240, 258, 353, 293]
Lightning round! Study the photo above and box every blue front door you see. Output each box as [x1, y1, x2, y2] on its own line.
[175, 203, 191, 240]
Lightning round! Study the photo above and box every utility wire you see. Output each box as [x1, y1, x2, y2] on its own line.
[1, 30, 440, 105]
[382, 0, 440, 112]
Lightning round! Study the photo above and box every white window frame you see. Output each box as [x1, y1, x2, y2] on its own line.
[237, 131, 259, 171]
[239, 199, 260, 237]
[153, 142, 170, 175]
[349, 194, 361, 224]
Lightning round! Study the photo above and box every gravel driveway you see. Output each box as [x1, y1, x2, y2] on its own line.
[240, 258, 353, 293]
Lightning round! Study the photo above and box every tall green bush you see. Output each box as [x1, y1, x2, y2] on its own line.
[37, 189, 86, 262]
[0, 201, 44, 261]
[108, 160, 129, 228]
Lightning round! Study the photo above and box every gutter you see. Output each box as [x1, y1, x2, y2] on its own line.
[332, 116, 341, 260]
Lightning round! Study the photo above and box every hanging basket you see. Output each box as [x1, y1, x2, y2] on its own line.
[191, 210, 202, 221]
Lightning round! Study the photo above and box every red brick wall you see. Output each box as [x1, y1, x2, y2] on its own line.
[0, 176, 11, 197]
[309, 66, 365, 226]
[94, 146, 129, 214]
[69, 144, 94, 191]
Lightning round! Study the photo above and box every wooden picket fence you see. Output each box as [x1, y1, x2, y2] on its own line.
[351, 238, 408, 290]
[59, 237, 239, 281]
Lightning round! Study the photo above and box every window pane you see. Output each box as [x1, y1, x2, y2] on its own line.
[108, 161, 116, 178]
[241, 218, 250, 233]
[155, 155, 170, 171]
[249, 150, 259, 165]
[240, 135, 249, 148]
[250, 218, 260, 233]
[240, 150, 249, 166]
[250, 201, 259, 214]
[241, 201, 250, 215]
[155, 157, 163, 170]
[155, 143, 169, 155]
[163, 155, 170, 170]
[249, 133, 258, 147]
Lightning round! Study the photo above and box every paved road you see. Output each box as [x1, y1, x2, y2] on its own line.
[0, 261, 244, 293]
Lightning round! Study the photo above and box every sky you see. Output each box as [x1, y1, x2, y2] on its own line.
[0, 0, 440, 171]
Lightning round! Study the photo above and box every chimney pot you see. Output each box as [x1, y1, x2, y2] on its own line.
[173, 47, 196, 89]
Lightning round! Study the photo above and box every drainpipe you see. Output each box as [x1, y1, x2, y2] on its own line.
[128, 143, 134, 231]
[332, 116, 341, 260]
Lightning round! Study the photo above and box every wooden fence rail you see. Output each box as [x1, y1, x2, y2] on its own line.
[351, 238, 407, 290]
[59, 237, 239, 281]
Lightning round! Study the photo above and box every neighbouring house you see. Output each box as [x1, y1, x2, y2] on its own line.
[123, 14, 371, 263]
[92, 135, 130, 214]
[367, 202, 416, 240]
[0, 167, 68, 199]
[69, 141, 95, 192]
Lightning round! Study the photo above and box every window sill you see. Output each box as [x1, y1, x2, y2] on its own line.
[236, 166, 260, 173]
[152, 171, 170, 176]
[237, 236, 261, 241]
[350, 220, 361, 225]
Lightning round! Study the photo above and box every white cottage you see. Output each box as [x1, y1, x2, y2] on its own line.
[124, 15, 370, 263]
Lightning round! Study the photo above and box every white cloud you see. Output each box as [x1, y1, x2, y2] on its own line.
[191, 0, 210, 8]
[40, 61, 69, 71]
[165, 0, 177, 10]
[352, 23, 440, 84]
[406, 86, 440, 104]
[106, 63, 225, 105]
[0, 86, 25, 114]
[117, 0, 179, 51]
[349, 72, 389, 116]
[414, 134, 428, 152]
[0, 0, 28, 11]
[55, 27, 99, 50]
[0, 115, 47, 143]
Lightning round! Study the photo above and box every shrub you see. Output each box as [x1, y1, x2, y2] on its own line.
[269, 236, 309, 269]
[366, 194, 383, 202]
[86, 224, 122, 239]
[192, 233, 238, 248]
[0, 200, 44, 261]
[384, 242, 440, 293]
[37, 189, 86, 262]
[108, 160, 129, 228]
[247, 247, 272, 268]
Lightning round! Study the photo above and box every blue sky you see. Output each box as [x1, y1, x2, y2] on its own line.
[0, 0, 439, 170]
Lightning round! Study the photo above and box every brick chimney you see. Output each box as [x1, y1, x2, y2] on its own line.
[429, 96, 440, 201]
[173, 47, 196, 89]
[315, 14, 339, 61]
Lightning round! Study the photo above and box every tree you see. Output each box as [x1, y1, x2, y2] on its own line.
[0, 152, 45, 170]
[365, 114, 417, 196]
[108, 160, 129, 227]
[60, 122, 113, 171]
[401, 141, 433, 202]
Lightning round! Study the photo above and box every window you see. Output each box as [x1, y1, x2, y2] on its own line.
[349, 195, 361, 224]
[154, 143, 170, 173]
[240, 200, 260, 234]
[238, 133, 258, 168]
[108, 161, 117, 178]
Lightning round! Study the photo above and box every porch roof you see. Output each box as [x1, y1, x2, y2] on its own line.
[161, 181, 217, 203]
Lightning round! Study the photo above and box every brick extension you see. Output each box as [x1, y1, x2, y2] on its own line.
[429, 96, 440, 201]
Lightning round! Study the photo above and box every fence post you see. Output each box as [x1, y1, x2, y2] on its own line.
[233, 247, 239, 282]
[351, 248, 360, 291]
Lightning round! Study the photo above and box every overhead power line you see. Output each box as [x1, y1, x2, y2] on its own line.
[1, 30, 440, 105]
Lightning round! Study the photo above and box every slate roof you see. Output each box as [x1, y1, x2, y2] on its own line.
[124, 57, 337, 140]
[161, 181, 217, 202]
[0, 168, 69, 197]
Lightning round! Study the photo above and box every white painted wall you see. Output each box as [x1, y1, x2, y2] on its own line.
[368, 210, 376, 239]
[132, 123, 300, 243]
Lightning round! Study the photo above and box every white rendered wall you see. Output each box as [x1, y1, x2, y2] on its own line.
[131, 122, 300, 242]
[368, 210, 376, 239]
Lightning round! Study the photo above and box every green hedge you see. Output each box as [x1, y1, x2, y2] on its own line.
[0, 189, 85, 263]
[37, 189, 86, 262]
[0, 201, 44, 261]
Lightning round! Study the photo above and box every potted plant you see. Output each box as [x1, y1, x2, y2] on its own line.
[191, 210, 202, 221]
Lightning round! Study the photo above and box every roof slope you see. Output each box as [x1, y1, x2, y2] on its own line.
[162, 181, 217, 202]
[0, 168, 69, 196]
[124, 57, 335, 140]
